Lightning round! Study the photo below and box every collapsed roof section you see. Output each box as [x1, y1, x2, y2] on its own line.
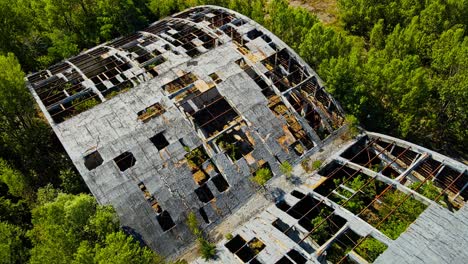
[26, 5, 347, 257]
[197, 132, 468, 264]
[26, 5, 468, 263]
[26, 6, 343, 130]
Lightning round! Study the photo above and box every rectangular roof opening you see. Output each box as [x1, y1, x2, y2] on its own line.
[114, 151, 136, 171]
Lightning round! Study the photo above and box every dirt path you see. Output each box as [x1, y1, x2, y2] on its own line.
[289, 0, 339, 25]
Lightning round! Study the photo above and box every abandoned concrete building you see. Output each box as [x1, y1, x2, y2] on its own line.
[26, 5, 467, 264]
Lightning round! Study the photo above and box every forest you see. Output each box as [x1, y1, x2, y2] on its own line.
[0, 0, 467, 263]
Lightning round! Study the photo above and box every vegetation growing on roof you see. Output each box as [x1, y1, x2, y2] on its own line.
[73, 97, 100, 113]
[252, 167, 273, 186]
[186, 212, 217, 260]
[280, 161, 293, 178]
[0, 0, 466, 262]
[312, 160, 323, 170]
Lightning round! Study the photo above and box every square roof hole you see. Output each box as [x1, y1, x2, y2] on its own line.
[272, 219, 289, 233]
[248, 238, 265, 255]
[195, 184, 214, 203]
[247, 29, 263, 40]
[199, 207, 209, 224]
[193, 170, 209, 185]
[114, 151, 136, 171]
[236, 245, 256, 263]
[287, 249, 307, 264]
[250, 258, 262, 264]
[225, 234, 246, 253]
[212, 174, 229, 192]
[318, 160, 342, 177]
[84, 150, 103, 170]
[156, 210, 175, 231]
[275, 256, 294, 264]
[261, 35, 272, 43]
[150, 132, 169, 150]
[209, 72, 222, 84]
[137, 102, 165, 122]
[276, 200, 291, 212]
[291, 190, 306, 199]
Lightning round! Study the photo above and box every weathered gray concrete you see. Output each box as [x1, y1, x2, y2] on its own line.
[26, 5, 468, 263]
[26, 5, 346, 258]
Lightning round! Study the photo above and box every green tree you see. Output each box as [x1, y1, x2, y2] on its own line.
[0, 221, 29, 264]
[59, 169, 89, 194]
[299, 23, 352, 68]
[28, 191, 162, 263]
[370, 19, 385, 49]
[94, 231, 163, 264]
[186, 212, 202, 238]
[0, 159, 32, 200]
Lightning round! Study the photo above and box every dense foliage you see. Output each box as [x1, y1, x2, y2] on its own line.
[0, 0, 466, 263]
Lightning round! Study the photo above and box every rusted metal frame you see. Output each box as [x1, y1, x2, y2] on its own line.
[108, 32, 142, 48]
[36, 73, 82, 97]
[322, 213, 360, 250]
[39, 74, 90, 102]
[297, 173, 392, 246]
[351, 146, 415, 218]
[41, 83, 85, 106]
[198, 108, 237, 129]
[434, 170, 466, 201]
[45, 58, 130, 110]
[286, 95, 329, 124]
[283, 138, 391, 235]
[335, 162, 444, 264]
[50, 92, 102, 118]
[367, 148, 371, 163]
[79, 56, 124, 78]
[440, 170, 466, 194]
[297, 145, 410, 244]
[186, 94, 224, 115]
[183, 38, 215, 54]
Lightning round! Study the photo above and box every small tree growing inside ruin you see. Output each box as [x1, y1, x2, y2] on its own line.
[252, 167, 273, 186]
[312, 160, 322, 170]
[199, 238, 216, 260]
[186, 212, 216, 260]
[344, 114, 359, 138]
[280, 161, 293, 178]
[187, 212, 202, 237]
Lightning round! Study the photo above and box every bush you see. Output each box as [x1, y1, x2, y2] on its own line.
[252, 167, 273, 186]
[312, 160, 322, 170]
[225, 233, 233, 240]
[280, 161, 293, 178]
[198, 238, 216, 260]
[186, 212, 201, 238]
[345, 114, 359, 138]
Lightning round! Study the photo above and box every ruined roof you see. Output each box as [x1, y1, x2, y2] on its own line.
[193, 132, 468, 264]
[26, 5, 468, 263]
